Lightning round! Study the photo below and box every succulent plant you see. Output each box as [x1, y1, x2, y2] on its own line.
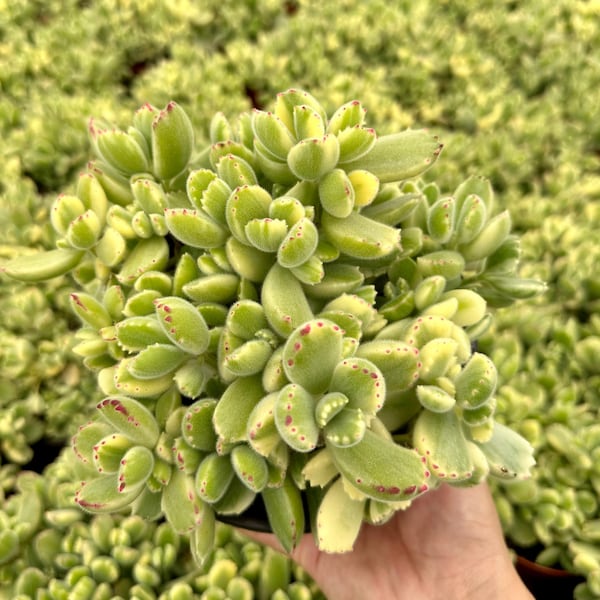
[2, 88, 541, 557]
[482, 199, 600, 598]
[0, 158, 100, 466]
[0, 448, 323, 600]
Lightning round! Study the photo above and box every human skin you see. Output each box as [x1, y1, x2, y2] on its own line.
[240, 483, 533, 600]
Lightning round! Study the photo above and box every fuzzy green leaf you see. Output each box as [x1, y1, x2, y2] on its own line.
[293, 104, 326, 139]
[69, 292, 113, 330]
[316, 477, 365, 553]
[417, 338, 459, 382]
[348, 169, 380, 207]
[342, 130, 442, 183]
[417, 250, 465, 280]
[318, 168, 355, 218]
[427, 196, 456, 244]
[226, 185, 272, 245]
[127, 343, 188, 379]
[162, 469, 207, 533]
[413, 410, 474, 481]
[355, 340, 420, 395]
[1, 248, 84, 282]
[195, 453, 235, 503]
[154, 296, 210, 355]
[116, 316, 170, 352]
[287, 135, 340, 181]
[66, 209, 102, 249]
[152, 101, 194, 180]
[416, 385, 456, 413]
[225, 236, 275, 282]
[247, 392, 282, 457]
[477, 422, 535, 480]
[76, 473, 141, 513]
[282, 318, 344, 393]
[212, 476, 256, 515]
[454, 352, 497, 409]
[231, 445, 269, 492]
[261, 263, 314, 337]
[117, 237, 170, 286]
[92, 433, 135, 473]
[329, 357, 385, 416]
[321, 210, 400, 260]
[216, 154, 258, 189]
[182, 398, 218, 451]
[96, 396, 160, 447]
[337, 126, 377, 164]
[275, 384, 319, 452]
[221, 338, 273, 378]
[441, 289, 487, 327]
[274, 89, 327, 135]
[324, 408, 367, 448]
[327, 100, 367, 133]
[315, 392, 349, 428]
[329, 429, 429, 501]
[72, 420, 114, 467]
[459, 210, 511, 262]
[94, 128, 149, 175]
[213, 375, 264, 444]
[245, 218, 289, 252]
[277, 217, 319, 269]
[455, 193, 487, 244]
[252, 110, 296, 160]
[262, 476, 305, 553]
[118, 445, 155, 494]
[165, 208, 228, 249]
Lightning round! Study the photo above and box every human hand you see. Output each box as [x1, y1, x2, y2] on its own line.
[239, 483, 533, 600]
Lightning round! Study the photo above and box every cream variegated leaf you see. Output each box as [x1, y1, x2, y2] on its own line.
[316, 478, 365, 553]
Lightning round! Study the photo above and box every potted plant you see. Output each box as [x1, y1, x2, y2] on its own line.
[2, 88, 542, 561]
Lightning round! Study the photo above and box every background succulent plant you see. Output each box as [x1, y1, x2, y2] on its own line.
[0, 449, 323, 600]
[484, 202, 600, 598]
[0, 158, 99, 468]
[3, 88, 540, 557]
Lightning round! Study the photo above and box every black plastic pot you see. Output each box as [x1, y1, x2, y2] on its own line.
[515, 555, 584, 599]
[217, 492, 312, 534]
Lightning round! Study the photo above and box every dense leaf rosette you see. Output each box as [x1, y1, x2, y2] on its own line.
[2, 89, 540, 556]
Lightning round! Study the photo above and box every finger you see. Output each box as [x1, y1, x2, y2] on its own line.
[235, 527, 289, 555]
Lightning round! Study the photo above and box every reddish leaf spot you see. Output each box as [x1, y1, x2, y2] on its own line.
[70, 294, 86, 310]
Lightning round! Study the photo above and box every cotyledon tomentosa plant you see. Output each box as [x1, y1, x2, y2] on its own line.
[2, 89, 542, 558]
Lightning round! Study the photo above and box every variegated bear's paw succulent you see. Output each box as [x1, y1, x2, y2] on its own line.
[2, 89, 541, 556]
